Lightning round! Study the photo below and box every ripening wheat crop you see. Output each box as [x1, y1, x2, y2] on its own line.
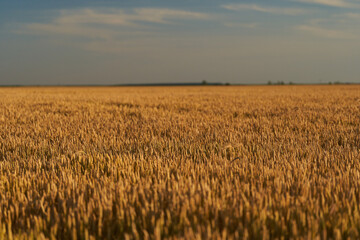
[0, 85, 359, 239]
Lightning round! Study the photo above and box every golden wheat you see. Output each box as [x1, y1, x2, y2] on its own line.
[0, 85, 359, 239]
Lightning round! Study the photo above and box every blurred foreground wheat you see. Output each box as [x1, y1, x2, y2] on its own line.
[0, 85, 359, 239]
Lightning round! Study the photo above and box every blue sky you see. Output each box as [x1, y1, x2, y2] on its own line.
[1, 0, 360, 85]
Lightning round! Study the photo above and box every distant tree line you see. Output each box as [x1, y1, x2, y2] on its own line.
[328, 81, 342, 85]
[202, 80, 231, 86]
[267, 81, 293, 85]
[268, 81, 344, 85]
[200, 80, 347, 86]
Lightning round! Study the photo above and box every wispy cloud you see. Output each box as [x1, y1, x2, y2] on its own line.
[15, 7, 210, 55]
[57, 8, 208, 26]
[297, 25, 355, 39]
[297, 12, 360, 39]
[344, 13, 360, 19]
[223, 22, 258, 28]
[295, 0, 359, 8]
[222, 4, 309, 15]
[18, 8, 209, 39]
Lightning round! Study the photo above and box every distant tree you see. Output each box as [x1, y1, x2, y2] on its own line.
[268, 81, 272, 85]
[328, 82, 332, 85]
[202, 80, 207, 85]
[289, 81, 294, 85]
[225, 82, 231, 86]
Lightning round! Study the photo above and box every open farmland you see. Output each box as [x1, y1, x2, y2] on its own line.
[0, 85, 360, 239]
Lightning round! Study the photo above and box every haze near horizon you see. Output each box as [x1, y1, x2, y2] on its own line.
[1, 0, 360, 85]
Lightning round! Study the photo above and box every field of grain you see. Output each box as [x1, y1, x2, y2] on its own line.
[0, 85, 359, 239]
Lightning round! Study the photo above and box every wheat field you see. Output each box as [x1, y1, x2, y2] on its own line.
[0, 85, 359, 239]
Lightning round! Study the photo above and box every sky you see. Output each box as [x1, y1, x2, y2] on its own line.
[1, 0, 360, 85]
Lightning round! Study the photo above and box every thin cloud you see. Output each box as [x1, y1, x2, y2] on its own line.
[223, 22, 258, 28]
[222, 4, 309, 15]
[133, 8, 209, 23]
[295, 0, 359, 8]
[297, 25, 356, 39]
[15, 7, 210, 55]
[18, 8, 209, 39]
[297, 12, 360, 39]
[56, 8, 209, 26]
[23, 23, 117, 40]
[344, 13, 360, 19]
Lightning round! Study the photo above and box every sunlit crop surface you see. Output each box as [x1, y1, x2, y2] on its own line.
[0, 86, 359, 239]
